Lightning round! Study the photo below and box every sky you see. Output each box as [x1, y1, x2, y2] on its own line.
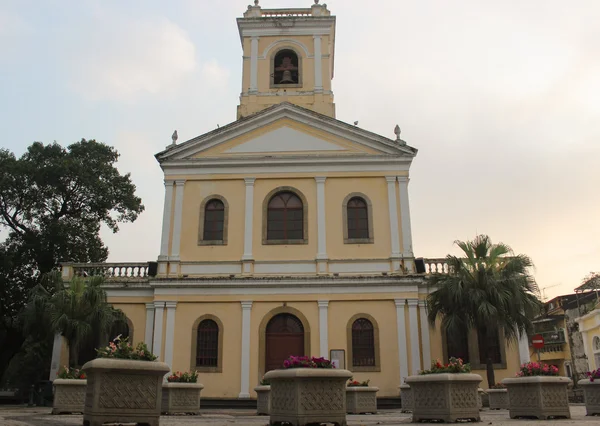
[1, 0, 599, 300]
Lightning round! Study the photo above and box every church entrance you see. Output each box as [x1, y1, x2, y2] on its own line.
[265, 313, 305, 372]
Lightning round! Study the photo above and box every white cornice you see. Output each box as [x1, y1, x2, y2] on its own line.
[236, 17, 335, 44]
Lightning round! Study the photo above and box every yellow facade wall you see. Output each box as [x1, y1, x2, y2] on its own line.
[111, 303, 147, 346]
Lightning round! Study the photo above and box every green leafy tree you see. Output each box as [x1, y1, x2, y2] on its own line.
[23, 272, 126, 368]
[427, 235, 541, 387]
[0, 139, 144, 380]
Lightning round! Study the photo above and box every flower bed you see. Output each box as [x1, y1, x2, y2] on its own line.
[487, 384, 509, 410]
[502, 362, 571, 420]
[162, 371, 203, 415]
[82, 337, 169, 426]
[254, 384, 271, 415]
[52, 367, 87, 415]
[578, 368, 600, 416]
[406, 358, 481, 423]
[265, 356, 351, 426]
[346, 379, 378, 414]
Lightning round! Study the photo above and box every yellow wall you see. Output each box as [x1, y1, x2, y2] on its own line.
[112, 303, 147, 346]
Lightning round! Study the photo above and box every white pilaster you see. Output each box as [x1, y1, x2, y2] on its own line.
[163, 301, 177, 374]
[152, 302, 165, 361]
[395, 299, 409, 383]
[517, 329, 531, 365]
[170, 179, 186, 261]
[250, 37, 259, 94]
[239, 301, 253, 398]
[242, 178, 256, 273]
[145, 303, 155, 351]
[418, 300, 431, 369]
[313, 35, 323, 92]
[159, 180, 174, 260]
[581, 330, 591, 370]
[397, 176, 414, 258]
[49, 333, 63, 380]
[318, 300, 329, 358]
[315, 177, 327, 266]
[407, 299, 421, 374]
[386, 176, 401, 270]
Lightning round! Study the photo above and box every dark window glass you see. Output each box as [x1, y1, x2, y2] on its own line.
[203, 199, 225, 241]
[478, 327, 502, 364]
[347, 197, 369, 239]
[267, 192, 303, 241]
[196, 319, 219, 367]
[352, 318, 375, 367]
[446, 327, 470, 363]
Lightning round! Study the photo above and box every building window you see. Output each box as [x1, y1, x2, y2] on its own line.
[272, 49, 300, 87]
[191, 315, 223, 372]
[342, 193, 374, 244]
[594, 335, 600, 352]
[477, 327, 502, 364]
[346, 314, 380, 372]
[446, 328, 470, 363]
[198, 195, 229, 245]
[264, 189, 307, 244]
[443, 327, 506, 369]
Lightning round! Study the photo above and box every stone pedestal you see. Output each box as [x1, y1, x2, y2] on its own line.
[487, 388, 509, 410]
[406, 373, 482, 423]
[81, 358, 170, 426]
[578, 379, 600, 416]
[346, 386, 378, 414]
[254, 385, 271, 415]
[265, 368, 352, 426]
[399, 384, 413, 413]
[52, 379, 86, 414]
[502, 376, 571, 420]
[162, 382, 204, 414]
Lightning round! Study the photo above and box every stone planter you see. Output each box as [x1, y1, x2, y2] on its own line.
[346, 386, 378, 414]
[52, 379, 86, 414]
[405, 373, 482, 423]
[255, 385, 271, 415]
[502, 376, 571, 420]
[81, 358, 170, 426]
[578, 379, 600, 416]
[265, 368, 352, 426]
[399, 384, 413, 413]
[487, 388, 509, 410]
[161, 382, 204, 415]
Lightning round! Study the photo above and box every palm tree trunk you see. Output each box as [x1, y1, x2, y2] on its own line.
[479, 328, 496, 388]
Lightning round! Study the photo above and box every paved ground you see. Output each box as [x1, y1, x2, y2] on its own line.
[0, 405, 596, 425]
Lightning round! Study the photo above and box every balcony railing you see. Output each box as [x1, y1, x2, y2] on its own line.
[422, 258, 450, 274]
[529, 330, 566, 346]
[61, 262, 151, 281]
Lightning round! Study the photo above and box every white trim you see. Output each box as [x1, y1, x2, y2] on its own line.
[250, 37, 259, 93]
[181, 263, 242, 275]
[313, 35, 322, 92]
[397, 177, 414, 257]
[582, 330, 591, 370]
[260, 38, 311, 59]
[242, 27, 333, 39]
[239, 301, 253, 398]
[144, 303, 155, 351]
[170, 180, 186, 259]
[328, 261, 390, 274]
[576, 308, 600, 332]
[407, 298, 421, 374]
[418, 300, 431, 369]
[254, 262, 316, 274]
[153, 284, 420, 296]
[318, 300, 329, 358]
[315, 177, 327, 260]
[242, 178, 256, 261]
[159, 180, 174, 258]
[152, 302, 165, 361]
[49, 333, 63, 380]
[517, 329, 530, 365]
[106, 289, 154, 298]
[163, 301, 177, 375]
[386, 176, 401, 260]
[395, 299, 409, 384]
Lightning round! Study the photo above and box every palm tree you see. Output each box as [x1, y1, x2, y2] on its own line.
[23, 271, 125, 367]
[427, 235, 541, 388]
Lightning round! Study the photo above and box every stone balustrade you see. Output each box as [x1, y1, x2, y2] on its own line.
[61, 262, 152, 281]
[422, 258, 450, 274]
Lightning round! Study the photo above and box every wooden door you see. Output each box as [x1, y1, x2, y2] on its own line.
[265, 313, 304, 372]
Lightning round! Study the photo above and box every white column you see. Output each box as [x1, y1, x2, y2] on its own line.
[313, 35, 323, 92]
[152, 302, 165, 361]
[386, 176, 401, 271]
[397, 176, 414, 257]
[418, 300, 431, 369]
[407, 299, 421, 374]
[242, 178, 256, 272]
[517, 330, 531, 365]
[49, 333, 63, 380]
[315, 177, 327, 260]
[395, 299, 409, 383]
[250, 37, 259, 94]
[239, 301, 253, 398]
[163, 301, 177, 374]
[159, 180, 174, 260]
[318, 300, 329, 358]
[145, 303, 155, 351]
[170, 179, 186, 261]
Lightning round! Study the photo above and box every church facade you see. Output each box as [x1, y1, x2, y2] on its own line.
[57, 1, 531, 398]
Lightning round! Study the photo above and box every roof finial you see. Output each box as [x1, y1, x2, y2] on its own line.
[171, 130, 178, 145]
[394, 124, 401, 141]
[314, 0, 319, 4]
[254, 0, 259, 5]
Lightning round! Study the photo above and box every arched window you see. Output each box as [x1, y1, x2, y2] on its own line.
[196, 319, 219, 367]
[352, 318, 375, 367]
[347, 197, 369, 240]
[199, 196, 228, 245]
[593, 336, 600, 352]
[273, 49, 300, 86]
[267, 191, 303, 241]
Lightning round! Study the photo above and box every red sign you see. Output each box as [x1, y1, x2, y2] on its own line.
[532, 334, 545, 349]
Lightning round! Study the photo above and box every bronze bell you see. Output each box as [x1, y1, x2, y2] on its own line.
[279, 70, 295, 84]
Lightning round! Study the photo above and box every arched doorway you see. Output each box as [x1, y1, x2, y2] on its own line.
[265, 313, 305, 372]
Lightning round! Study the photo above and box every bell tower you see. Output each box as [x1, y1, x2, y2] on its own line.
[236, 1, 336, 119]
